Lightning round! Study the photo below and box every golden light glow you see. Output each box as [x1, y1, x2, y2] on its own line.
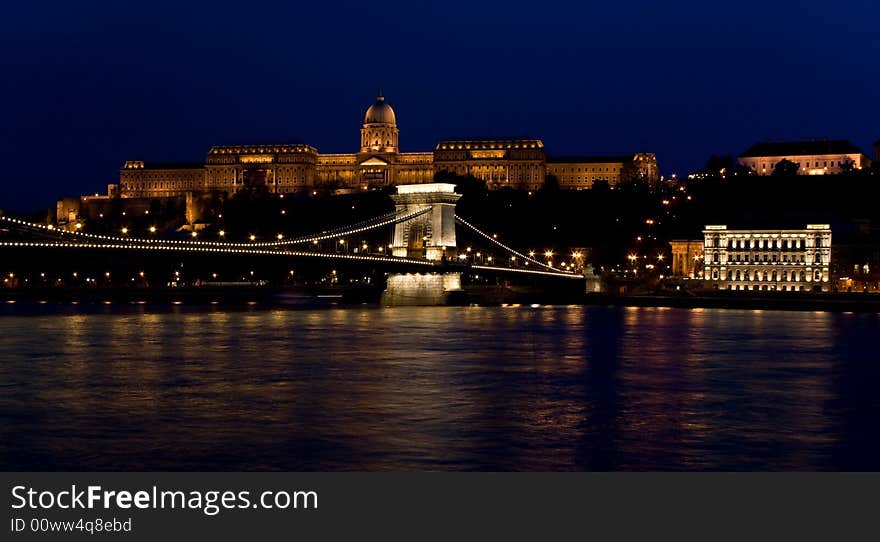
[239, 155, 274, 164]
[470, 150, 506, 159]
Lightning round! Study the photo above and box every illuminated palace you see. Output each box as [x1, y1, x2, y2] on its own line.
[112, 96, 658, 200]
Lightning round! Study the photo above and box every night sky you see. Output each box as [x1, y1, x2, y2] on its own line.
[1, 0, 877, 210]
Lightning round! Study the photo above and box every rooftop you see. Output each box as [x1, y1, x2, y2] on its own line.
[435, 138, 543, 150]
[740, 140, 865, 158]
[122, 161, 203, 170]
[208, 144, 317, 155]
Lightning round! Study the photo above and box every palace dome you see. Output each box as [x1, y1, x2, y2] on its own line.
[364, 96, 396, 125]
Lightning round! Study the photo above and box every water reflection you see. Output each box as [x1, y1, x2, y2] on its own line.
[0, 306, 878, 470]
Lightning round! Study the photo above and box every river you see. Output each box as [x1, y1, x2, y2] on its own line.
[1, 304, 878, 470]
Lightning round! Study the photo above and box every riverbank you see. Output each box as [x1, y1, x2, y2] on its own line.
[3, 285, 880, 312]
[585, 291, 880, 312]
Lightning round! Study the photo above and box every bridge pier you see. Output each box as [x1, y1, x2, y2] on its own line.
[381, 272, 463, 306]
[382, 183, 464, 306]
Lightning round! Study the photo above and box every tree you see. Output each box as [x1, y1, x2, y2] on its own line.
[434, 170, 487, 196]
[731, 163, 754, 177]
[772, 159, 799, 177]
[703, 155, 735, 179]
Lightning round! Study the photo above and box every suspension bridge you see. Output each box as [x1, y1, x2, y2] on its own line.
[1, 183, 583, 304]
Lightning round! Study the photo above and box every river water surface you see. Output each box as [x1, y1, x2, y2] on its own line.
[1, 305, 878, 470]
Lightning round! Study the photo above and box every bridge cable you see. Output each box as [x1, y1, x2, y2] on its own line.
[454, 214, 570, 273]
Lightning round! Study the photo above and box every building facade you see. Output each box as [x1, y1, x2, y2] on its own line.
[110, 96, 657, 200]
[738, 140, 870, 176]
[702, 224, 832, 292]
[547, 153, 659, 189]
[669, 240, 704, 278]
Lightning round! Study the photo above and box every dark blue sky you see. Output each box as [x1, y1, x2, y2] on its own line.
[1, 0, 877, 210]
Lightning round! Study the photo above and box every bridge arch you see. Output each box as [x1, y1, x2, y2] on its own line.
[390, 183, 460, 261]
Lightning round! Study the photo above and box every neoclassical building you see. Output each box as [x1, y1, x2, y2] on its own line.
[113, 95, 658, 200]
[669, 239, 704, 278]
[702, 224, 832, 292]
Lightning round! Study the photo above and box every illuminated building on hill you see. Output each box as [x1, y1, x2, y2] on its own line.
[738, 140, 870, 176]
[108, 96, 657, 200]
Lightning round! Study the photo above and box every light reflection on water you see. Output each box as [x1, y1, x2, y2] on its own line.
[1, 305, 878, 471]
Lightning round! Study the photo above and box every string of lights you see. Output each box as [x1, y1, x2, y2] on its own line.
[0, 240, 436, 266]
[0, 207, 433, 248]
[1, 212, 584, 280]
[470, 265, 582, 279]
[453, 215, 568, 273]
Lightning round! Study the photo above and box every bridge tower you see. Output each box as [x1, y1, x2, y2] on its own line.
[390, 183, 461, 261]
